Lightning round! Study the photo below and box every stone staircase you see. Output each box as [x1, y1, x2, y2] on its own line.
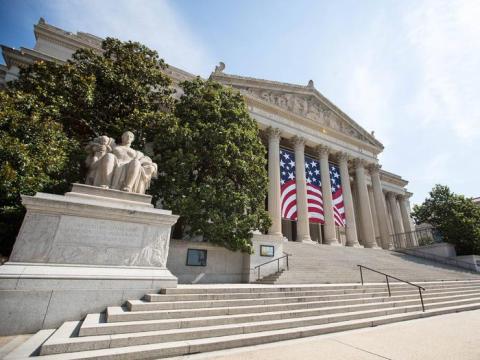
[267, 242, 480, 284]
[5, 280, 480, 359]
[256, 269, 285, 284]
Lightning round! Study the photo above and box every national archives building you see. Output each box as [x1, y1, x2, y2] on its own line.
[0, 19, 415, 250]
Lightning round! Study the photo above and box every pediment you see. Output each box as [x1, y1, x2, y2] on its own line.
[243, 87, 379, 147]
[211, 71, 382, 149]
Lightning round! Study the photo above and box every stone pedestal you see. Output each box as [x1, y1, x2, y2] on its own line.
[0, 184, 179, 335]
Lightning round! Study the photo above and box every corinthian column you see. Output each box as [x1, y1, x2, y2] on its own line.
[398, 194, 415, 246]
[337, 152, 360, 247]
[293, 136, 311, 242]
[386, 192, 405, 247]
[316, 145, 339, 245]
[266, 127, 283, 236]
[369, 164, 394, 249]
[354, 159, 379, 248]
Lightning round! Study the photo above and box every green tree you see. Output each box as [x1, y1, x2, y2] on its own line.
[0, 38, 175, 256]
[0, 91, 71, 256]
[152, 78, 271, 253]
[11, 38, 175, 147]
[411, 184, 480, 255]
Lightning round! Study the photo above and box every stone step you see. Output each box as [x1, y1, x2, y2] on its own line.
[39, 297, 480, 356]
[145, 283, 480, 302]
[79, 291, 480, 336]
[106, 289, 480, 323]
[160, 280, 480, 294]
[11, 303, 480, 359]
[132, 285, 480, 311]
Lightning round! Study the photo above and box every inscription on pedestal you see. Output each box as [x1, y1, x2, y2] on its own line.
[54, 216, 144, 248]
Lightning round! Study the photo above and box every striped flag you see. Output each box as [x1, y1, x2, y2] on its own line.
[280, 149, 297, 220]
[304, 155, 324, 223]
[329, 164, 346, 226]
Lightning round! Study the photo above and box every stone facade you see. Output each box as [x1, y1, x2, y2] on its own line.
[0, 18, 415, 250]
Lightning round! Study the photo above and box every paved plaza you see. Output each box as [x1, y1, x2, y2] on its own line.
[173, 310, 480, 360]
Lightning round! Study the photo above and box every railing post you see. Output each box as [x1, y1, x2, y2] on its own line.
[286, 255, 289, 270]
[258, 267, 260, 280]
[419, 288, 425, 312]
[277, 259, 280, 272]
[386, 275, 391, 297]
[359, 266, 364, 285]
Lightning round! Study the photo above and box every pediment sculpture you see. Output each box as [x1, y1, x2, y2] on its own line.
[85, 131, 157, 194]
[243, 87, 371, 143]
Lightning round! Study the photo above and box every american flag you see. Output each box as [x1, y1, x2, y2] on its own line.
[280, 149, 297, 220]
[330, 164, 346, 226]
[305, 155, 324, 223]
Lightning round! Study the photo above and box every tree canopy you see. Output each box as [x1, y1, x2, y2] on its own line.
[411, 184, 480, 255]
[0, 38, 270, 256]
[152, 79, 271, 252]
[0, 38, 175, 256]
[0, 91, 71, 254]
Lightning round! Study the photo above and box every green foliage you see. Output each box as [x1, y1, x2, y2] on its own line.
[152, 78, 271, 253]
[0, 91, 71, 255]
[412, 185, 480, 255]
[1, 39, 270, 256]
[1, 38, 174, 256]
[12, 38, 174, 147]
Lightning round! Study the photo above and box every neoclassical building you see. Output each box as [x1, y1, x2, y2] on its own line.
[1, 19, 414, 249]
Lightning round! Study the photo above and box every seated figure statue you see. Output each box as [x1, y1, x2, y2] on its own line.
[85, 131, 158, 194]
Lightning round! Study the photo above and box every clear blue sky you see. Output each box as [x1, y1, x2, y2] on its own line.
[1, 0, 479, 205]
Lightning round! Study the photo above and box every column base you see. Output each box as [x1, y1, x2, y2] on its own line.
[346, 243, 364, 248]
[325, 239, 342, 246]
[298, 235, 315, 244]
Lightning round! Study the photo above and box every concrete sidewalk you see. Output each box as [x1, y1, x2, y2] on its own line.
[174, 310, 480, 360]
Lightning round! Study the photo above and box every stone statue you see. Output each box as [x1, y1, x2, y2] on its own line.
[214, 61, 225, 73]
[85, 131, 158, 194]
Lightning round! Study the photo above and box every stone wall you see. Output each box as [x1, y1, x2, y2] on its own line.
[167, 235, 286, 284]
[167, 240, 246, 284]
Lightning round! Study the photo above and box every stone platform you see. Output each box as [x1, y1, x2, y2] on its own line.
[0, 184, 179, 335]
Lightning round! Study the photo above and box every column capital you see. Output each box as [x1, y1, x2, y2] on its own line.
[292, 135, 306, 149]
[397, 193, 410, 201]
[316, 144, 331, 159]
[336, 151, 350, 163]
[367, 163, 382, 175]
[266, 126, 282, 140]
[386, 191, 397, 199]
[353, 158, 368, 169]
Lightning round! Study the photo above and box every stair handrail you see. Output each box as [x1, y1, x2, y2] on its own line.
[254, 252, 290, 280]
[357, 264, 426, 312]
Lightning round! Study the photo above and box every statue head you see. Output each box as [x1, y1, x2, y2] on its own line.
[121, 131, 134, 146]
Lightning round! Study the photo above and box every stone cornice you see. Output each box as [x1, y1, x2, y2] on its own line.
[380, 169, 409, 187]
[1, 46, 63, 68]
[34, 19, 102, 52]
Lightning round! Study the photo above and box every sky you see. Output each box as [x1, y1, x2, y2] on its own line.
[1, 0, 479, 205]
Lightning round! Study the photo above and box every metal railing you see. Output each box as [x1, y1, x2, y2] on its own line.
[254, 252, 290, 280]
[357, 265, 426, 312]
[391, 226, 442, 249]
